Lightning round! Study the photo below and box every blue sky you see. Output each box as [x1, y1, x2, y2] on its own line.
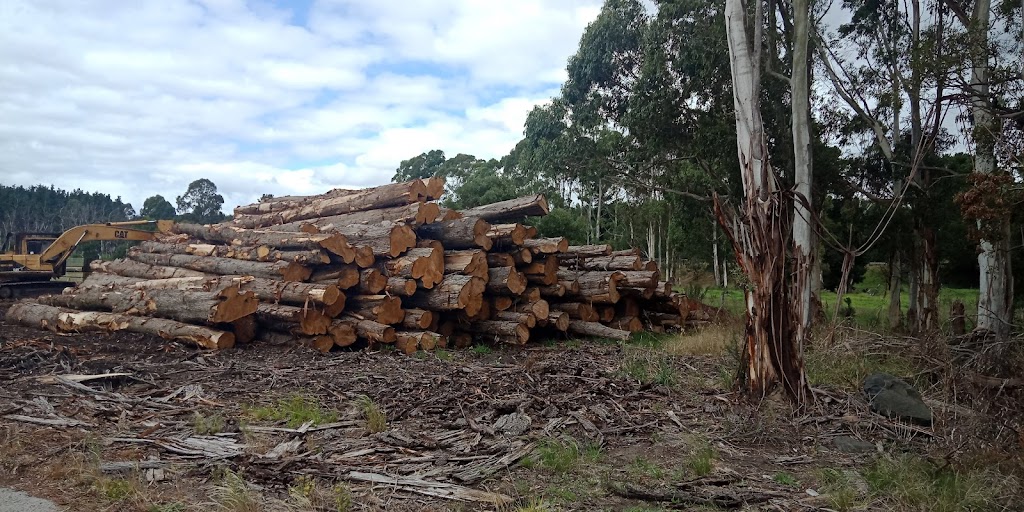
[0, 0, 603, 212]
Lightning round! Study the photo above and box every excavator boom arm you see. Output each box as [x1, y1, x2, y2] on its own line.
[38, 221, 173, 265]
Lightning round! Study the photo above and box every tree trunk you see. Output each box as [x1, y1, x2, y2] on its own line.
[378, 247, 444, 288]
[406, 275, 486, 316]
[319, 222, 418, 258]
[256, 303, 332, 335]
[443, 250, 489, 279]
[417, 218, 492, 250]
[6, 302, 234, 349]
[265, 202, 442, 232]
[40, 285, 257, 325]
[232, 179, 432, 228]
[459, 195, 549, 222]
[137, 241, 329, 265]
[722, 0, 810, 406]
[487, 224, 528, 246]
[523, 238, 568, 254]
[174, 223, 355, 263]
[567, 320, 630, 341]
[128, 251, 311, 282]
[887, 252, 903, 330]
[791, 0, 816, 349]
[487, 267, 528, 295]
[76, 273, 342, 309]
[348, 295, 405, 325]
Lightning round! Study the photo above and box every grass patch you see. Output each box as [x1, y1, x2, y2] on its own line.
[773, 472, 799, 486]
[661, 325, 737, 357]
[629, 457, 666, 480]
[94, 477, 139, 502]
[357, 394, 387, 434]
[805, 345, 917, 389]
[147, 504, 187, 512]
[619, 348, 678, 387]
[192, 411, 226, 435]
[472, 344, 493, 355]
[528, 438, 602, 475]
[244, 394, 337, 428]
[210, 468, 261, 512]
[435, 349, 452, 361]
[863, 455, 1003, 512]
[686, 441, 716, 477]
[819, 468, 862, 512]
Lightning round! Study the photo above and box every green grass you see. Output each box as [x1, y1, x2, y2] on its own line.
[805, 346, 917, 389]
[863, 455, 1002, 512]
[619, 348, 678, 388]
[705, 286, 979, 331]
[628, 457, 666, 479]
[243, 394, 338, 428]
[192, 411, 226, 435]
[526, 438, 602, 475]
[472, 344, 493, 355]
[357, 394, 387, 434]
[819, 468, 861, 512]
[686, 441, 716, 477]
[773, 472, 799, 486]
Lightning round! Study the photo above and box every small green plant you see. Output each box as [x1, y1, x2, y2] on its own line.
[862, 455, 1000, 512]
[210, 468, 261, 512]
[472, 344, 493, 355]
[686, 442, 716, 477]
[773, 472, 799, 486]
[517, 498, 556, 512]
[819, 468, 859, 512]
[288, 474, 317, 502]
[147, 503, 187, 512]
[534, 438, 601, 475]
[435, 349, 452, 361]
[629, 457, 665, 479]
[332, 483, 353, 512]
[192, 411, 226, 435]
[244, 394, 338, 428]
[94, 477, 137, 502]
[357, 394, 387, 433]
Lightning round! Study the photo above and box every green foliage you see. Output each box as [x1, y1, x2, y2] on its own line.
[244, 394, 337, 428]
[818, 468, 861, 512]
[531, 438, 602, 475]
[0, 184, 135, 243]
[192, 411, 225, 435]
[686, 441, 716, 477]
[471, 344, 492, 355]
[176, 178, 226, 224]
[863, 455, 1003, 512]
[773, 472, 799, 486]
[140, 195, 176, 220]
[211, 468, 261, 512]
[357, 394, 387, 434]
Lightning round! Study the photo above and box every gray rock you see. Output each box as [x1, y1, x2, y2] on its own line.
[493, 412, 531, 436]
[833, 435, 875, 454]
[863, 373, 932, 425]
[0, 488, 60, 512]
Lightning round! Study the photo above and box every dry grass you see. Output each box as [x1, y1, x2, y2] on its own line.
[661, 325, 739, 357]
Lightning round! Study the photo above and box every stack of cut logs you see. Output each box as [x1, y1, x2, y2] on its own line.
[5, 178, 698, 353]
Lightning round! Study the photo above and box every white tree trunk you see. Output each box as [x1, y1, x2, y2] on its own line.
[791, 0, 815, 337]
[713, 220, 721, 287]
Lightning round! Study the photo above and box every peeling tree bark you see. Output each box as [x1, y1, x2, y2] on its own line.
[721, 0, 810, 407]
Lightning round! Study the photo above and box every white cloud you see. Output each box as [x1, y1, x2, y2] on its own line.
[0, 0, 602, 212]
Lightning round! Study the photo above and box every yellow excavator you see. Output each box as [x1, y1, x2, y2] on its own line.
[0, 220, 174, 299]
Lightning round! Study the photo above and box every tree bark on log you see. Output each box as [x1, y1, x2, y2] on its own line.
[310, 265, 360, 289]
[266, 202, 442, 232]
[459, 195, 549, 222]
[560, 270, 623, 304]
[40, 285, 257, 325]
[417, 218, 492, 250]
[557, 245, 613, 259]
[75, 273, 342, 309]
[469, 320, 529, 344]
[521, 257, 559, 285]
[328, 320, 358, 347]
[357, 269, 388, 295]
[487, 267, 527, 295]
[231, 179, 431, 228]
[129, 252, 312, 282]
[401, 308, 435, 330]
[553, 303, 599, 322]
[386, 278, 418, 297]
[523, 238, 568, 254]
[492, 296, 514, 311]
[254, 330, 335, 353]
[547, 311, 570, 331]
[136, 241, 329, 265]
[342, 315, 397, 343]
[487, 224, 528, 246]
[315, 222, 417, 258]
[6, 302, 234, 349]
[348, 295, 405, 325]
[444, 250, 489, 279]
[537, 283, 568, 297]
[256, 303, 332, 335]
[174, 223, 354, 263]
[515, 300, 549, 320]
[406, 275, 486, 316]
[568, 320, 630, 341]
[493, 311, 536, 328]
[564, 255, 642, 271]
[378, 248, 444, 289]
[91, 259, 209, 280]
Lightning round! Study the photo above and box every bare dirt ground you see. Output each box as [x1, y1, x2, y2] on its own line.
[0, 300, 1019, 511]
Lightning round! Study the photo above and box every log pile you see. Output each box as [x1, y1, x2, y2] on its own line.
[5, 178, 700, 353]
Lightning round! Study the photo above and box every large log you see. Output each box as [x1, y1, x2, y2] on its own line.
[557, 245, 613, 259]
[487, 223, 528, 246]
[493, 311, 536, 328]
[136, 241, 329, 265]
[469, 320, 530, 344]
[486, 253, 515, 268]
[357, 268, 388, 294]
[568, 320, 631, 341]
[310, 265, 361, 289]
[559, 270, 624, 304]
[401, 308, 435, 330]
[266, 202, 442, 232]
[514, 300, 549, 320]
[607, 316, 644, 332]
[521, 257, 559, 286]
[91, 259, 208, 280]
[417, 218, 492, 250]
[256, 303, 332, 335]
[552, 302, 599, 322]
[128, 252, 311, 282]
[547, 311, 570, 331]
[459, 195, 549, 222]
[386, 278, 418, 297]
[487, 267, 527, 295]
[443, 249, 489, 279]
[232, 179, 432, 228]
[75, 273, 343, 309]
[6, 302, 234, 350]
[421, 177, 446, 199]
[523, 237, 568, 254]
[406, 275, 486, 316]
[378, 247, 444, 288]
[328, 320, 358, 347]
[316, 222, 417, 258]
[566, 255, 642, 271]
[174, 223, 354, 263]
[254, 330, 335, 353]
[348, 295, 405, 325]
[342, 315, 397, 343]
[40, 285, 257, 325]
